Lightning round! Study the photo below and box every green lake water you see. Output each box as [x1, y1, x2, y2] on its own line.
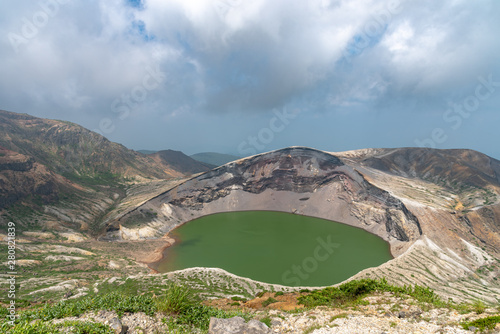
[156, 211, 392, 287]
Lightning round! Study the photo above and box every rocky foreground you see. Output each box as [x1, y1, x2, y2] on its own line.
[47, 291, 499, 333]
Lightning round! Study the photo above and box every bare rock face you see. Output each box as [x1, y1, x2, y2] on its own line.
[0, 147, 60, 210]
[209, 317, 270, 334]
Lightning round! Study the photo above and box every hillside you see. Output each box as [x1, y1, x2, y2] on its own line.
[0, 110, 196, 234]
[0, 110, 178, 180]
[149, 149, 211, 175]
[0, 146, 75, 210]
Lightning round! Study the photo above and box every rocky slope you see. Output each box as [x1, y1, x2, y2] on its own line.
[114, 146, 500, 303]
[0, 146, 72, 210]
[0, 110, 182, 180]
[0, 110, 197, 234]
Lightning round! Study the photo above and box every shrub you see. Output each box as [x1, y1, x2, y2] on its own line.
[256, 291, 266, 298]
[297, 278, 445, 308]
[155, 283, 196, 314]
[262, 297, 278, 307]
[298, 279, 381, 307]
[461, 316, 500, 331]
[260, 316, 272, 327]
[471, 300, 486, 314]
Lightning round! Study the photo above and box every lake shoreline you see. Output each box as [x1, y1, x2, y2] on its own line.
[144, 233, 178, 273]
[147, 211, 393, 286]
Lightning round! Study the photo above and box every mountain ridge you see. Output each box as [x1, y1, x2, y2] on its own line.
[0, 110, 499, 304]
[0, 110, 209, 233]
[190, 152, 241, 167]
[149, 149, 211, 175]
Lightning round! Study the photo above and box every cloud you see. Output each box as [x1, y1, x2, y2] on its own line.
[0, 0, 499, 156]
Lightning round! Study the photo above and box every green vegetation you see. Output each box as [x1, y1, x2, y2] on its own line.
[1, 320, 114, 334]
[472, 300, 486, 314]
[298, 278, 444, 308]
[260, 316, 272, 327]
[461, 315, 500, 332]
[2, 278, 498, 333]
[262, 297, 278, 307]
[303, 324, 322, 334]
[155, 283, 196, 314]
[2, 283, 250, 333]
[20, 292, 156, 320]
[330, 313, 348, 322]
[62, 171, 122, 188]
[256, 291, 267, 298]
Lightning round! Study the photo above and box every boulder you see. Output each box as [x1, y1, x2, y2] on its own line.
[209, 317, 270, 334]
[107, 317, 126, 334]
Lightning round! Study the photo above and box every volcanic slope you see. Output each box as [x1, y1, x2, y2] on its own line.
[116, 146, 500, 303]
[0, 110, 200, 235]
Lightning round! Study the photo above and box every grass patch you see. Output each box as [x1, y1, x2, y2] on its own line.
[1, 320, 114, 334]
[298, 278, 445, 308]
[303, 324, 322, 334]
[330, 313, 348, 322]
[4, 283, 250, 332]
[19, 292, 156, 321]
[471, 300, 486, 314]
[155, 283, 196, 314]
[461, 315, 500, 332]
[262, 297, 278, 307]
[260, 316, 272, 328]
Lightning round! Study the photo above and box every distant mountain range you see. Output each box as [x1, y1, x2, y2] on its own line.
[190, 152, 241, 167]
[148, 150, 212, 174]
[138, 150, 241, 167]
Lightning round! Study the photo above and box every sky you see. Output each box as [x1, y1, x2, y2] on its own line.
[0, 0, 499, 158]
